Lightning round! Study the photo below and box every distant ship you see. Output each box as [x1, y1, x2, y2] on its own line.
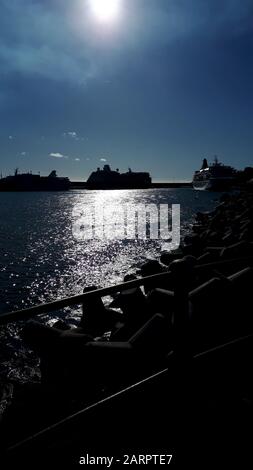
[192, 157, 237, 190]
[86, 165, 152, 189]
[0, 169, 71, 191]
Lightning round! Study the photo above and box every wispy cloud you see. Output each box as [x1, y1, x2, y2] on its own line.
[75, 158, 80, 161]
[49, 152, 68, 159]
[0, 0, 252, 88]
[131, 0, 253, 44]
[0, 0, 95, 84]
[63, 131, 79, 140]
[100, 158, 107, 162]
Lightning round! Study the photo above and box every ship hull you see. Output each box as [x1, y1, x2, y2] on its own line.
[193, 177, 236, 191]
[86, 165, 152, 190]
[0, 175, 70, 192]
[192, 180, 211, 190]
[86, 183, 151, 190]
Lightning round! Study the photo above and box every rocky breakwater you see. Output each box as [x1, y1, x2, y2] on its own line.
[19, 190, 253, 391]
[156, 190, 253, 353]
[2, 189, 253, 463]
[2, 189, 253, 449]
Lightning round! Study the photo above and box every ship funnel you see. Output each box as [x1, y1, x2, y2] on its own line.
[201, 158, 208, 169]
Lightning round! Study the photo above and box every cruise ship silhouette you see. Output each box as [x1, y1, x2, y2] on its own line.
[192, 157, 237, 190]
[0, 169, 71, 191]
[86, 165, 152, 189]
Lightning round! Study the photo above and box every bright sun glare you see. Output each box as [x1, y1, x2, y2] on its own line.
[89, 0, 120, 23]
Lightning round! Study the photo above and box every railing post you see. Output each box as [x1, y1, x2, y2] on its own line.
[170, 258, 193, 361]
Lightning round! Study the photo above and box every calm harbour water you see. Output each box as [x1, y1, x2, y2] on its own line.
[0, 188, 221, 383]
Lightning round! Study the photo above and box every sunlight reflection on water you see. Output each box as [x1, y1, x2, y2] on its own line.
[0, 188, 221, 382]
[0, 188, 221, 315]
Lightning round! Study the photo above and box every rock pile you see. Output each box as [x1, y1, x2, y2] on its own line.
[2, 189, 253, 454]
[22, 190, 253, 393]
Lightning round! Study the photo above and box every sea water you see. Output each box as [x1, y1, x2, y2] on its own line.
[0, 188, 221, 382]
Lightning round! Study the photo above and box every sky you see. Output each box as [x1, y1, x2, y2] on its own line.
[0, 0, 252, 181]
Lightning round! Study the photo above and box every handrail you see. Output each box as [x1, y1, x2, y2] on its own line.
[0, 271, 173, 325]
[7, 366, 169, 453]
[6, 333, 253, 454]
[0, 256, 252, 325]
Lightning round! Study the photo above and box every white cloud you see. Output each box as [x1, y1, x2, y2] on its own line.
[75, 158, 80, 161]
[100, 158, 107, 162]
[49, 152, 68, 159]
[63, 131, 79, 140]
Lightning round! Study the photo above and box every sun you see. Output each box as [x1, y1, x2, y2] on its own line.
[89, 0, 120, 23]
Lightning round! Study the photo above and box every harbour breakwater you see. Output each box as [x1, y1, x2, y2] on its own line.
[70, 181, 192, 189]
[1, 187, 253, 461]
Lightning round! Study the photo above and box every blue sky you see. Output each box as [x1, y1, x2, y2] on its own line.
[0, 0, 252, 181]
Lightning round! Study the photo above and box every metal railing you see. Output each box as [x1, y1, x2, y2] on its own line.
[6, 333, 253, 455]
[0, 256, 252, 325]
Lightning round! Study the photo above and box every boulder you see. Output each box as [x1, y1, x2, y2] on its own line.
[139, 259, 167, 277]
[160, 248, 184, 266]
[220, 241, 253, 259]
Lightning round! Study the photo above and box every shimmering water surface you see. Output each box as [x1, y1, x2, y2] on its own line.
[0, 189, 221, 382]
